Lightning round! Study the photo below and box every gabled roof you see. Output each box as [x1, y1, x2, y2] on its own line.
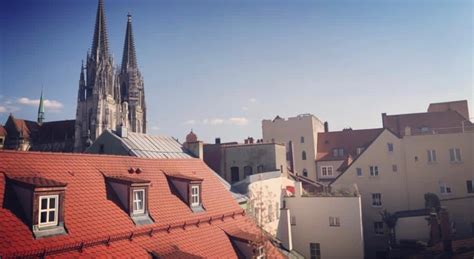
[5, 115, 39, 139]
[107, 130, 193, 159]
[316, 128, 384, 161]
[9, 176, 67, 188]
[0, 151, 282, 258]
[382, 110, 471, 136]
[0, 125, 6, 137]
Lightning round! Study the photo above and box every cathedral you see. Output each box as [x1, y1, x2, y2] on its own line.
[74, 0, 147, 152]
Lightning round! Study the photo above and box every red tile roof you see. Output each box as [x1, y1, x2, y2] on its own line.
[382, 110, 471, 136]
[105, 175, 151, 184]
[165, 173, 203, 182]
[9, 176, 67, 188]
[316, 128, 384, 161]
[11, 117, 39, 139]
[0, 151, 283, 258]
[0, 125, 6, 137]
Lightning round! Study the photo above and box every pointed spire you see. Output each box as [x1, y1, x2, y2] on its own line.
[91, 0, 110, 60]
[80, 60, 85, 82]
[121, 13, 138, 72]
[37, 89, 45, 124]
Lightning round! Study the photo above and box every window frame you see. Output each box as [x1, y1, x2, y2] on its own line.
[449, 148, 462, 162]
[374, 221, 384, 235]
[329, 216, 341, 227]
[372, 193, 382, 207]
[387, 143, 394, 152]
[467, 180, 474, 194]
[321, 166, 333, 177]
[369, 166, 379, 176]
[190, 185, 200, 207]
[38, 195, 59, 228]
[310, 242, 321, 259]
[439, 183, 452, 195]
[300, 136, 305, 143]
[302, 151, 307, 160]
[356, 167, 363, 177]
[427, 149, 437, 163]
[392, 164, 398, 172]
[132, 189, 145, 215]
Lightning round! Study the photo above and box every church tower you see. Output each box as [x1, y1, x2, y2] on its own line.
[74, 0, 147, 152]
[74, 0, 121, 152]
[118, 14, 146, 133]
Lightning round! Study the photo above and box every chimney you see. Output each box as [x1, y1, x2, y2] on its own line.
[324, 121, 329, 132]
[215, 138, 221, 144]
[249, 137, 254, 144]
[244, 138, 249, 144]
[382, 113, 387, 128]
[184, 141, 204, 160]
[276, 206, 293, 251]
[116, 124, 128, 138]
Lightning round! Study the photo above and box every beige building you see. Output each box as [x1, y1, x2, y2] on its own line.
[330, 100, 474, 258]
[262, 114, 326, 180]
[282, 182, 365, 259]
[203, 137, 288, 184]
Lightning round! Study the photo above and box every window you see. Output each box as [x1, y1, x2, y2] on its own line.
[467, 180, 474, 193]
[255, 246, 265, 259]
[392, 164, 398, 172]
[356, 168, 362, 177]
[356, 147, 365, 155]
[333, 148, 344, 157]
[244, 166, 253, 178]
[99, 144, 105, 154]
[420, 127, 430, 133]
[329, 216, 340, 227]
[439, 183, 452, 195]
[303, 169, 308, 177]
[321, 166, 333, 177]
[300, 136, 304, 143]
[310, 243, 321, 259]
[291, 216, 296, 226]
[374, 222, 384, 235]
[133, 189, 145, 214]
[372, 193, 382, 207]
[449, 148, 462, 162]
[387, 143, 394, 152]
[191, 185, 200, 206]
[231, 167, 240, 183]
[427, 149, 437, 162]
[38, 195, 59, 228]
[369, 166, 379, 176]
[302, 151, 307, 160]
[257, 165, 264, 173]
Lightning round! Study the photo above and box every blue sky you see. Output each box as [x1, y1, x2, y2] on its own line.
[1, 0, 472, 143]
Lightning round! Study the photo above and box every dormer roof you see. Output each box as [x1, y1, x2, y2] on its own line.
[165, 173, 203, 182]
[106, 175, 150, 185]
[9, 176, 67, 189]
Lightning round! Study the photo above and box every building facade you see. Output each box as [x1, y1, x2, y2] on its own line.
[330, 101, 474, 258]
[74, 0, 146, 152]
[262, 114, 326, 180]
[203, 137, 288, 184]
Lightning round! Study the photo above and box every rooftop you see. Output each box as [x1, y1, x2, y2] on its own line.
[0, 150, 282, 258]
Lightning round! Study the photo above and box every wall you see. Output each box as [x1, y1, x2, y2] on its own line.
[262, 114, 325, 181]
[85, 130, 130, 156]
[395, 216, 431, 243]
[285, 195, 364, 259]
[222, 143, 287, 183]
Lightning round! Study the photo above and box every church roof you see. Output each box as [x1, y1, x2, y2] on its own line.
[0, 151, 283, 258]
[0, 125, 6, 137]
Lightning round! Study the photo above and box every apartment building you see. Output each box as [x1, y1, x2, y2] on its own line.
[262, 114, 326, 180]
[330, 100, 474, 258]
[203, 137, 287, 184]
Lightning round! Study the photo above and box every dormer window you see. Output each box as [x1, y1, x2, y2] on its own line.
[6, 176, 67, 239]
[255, 245, 265, 259]
[190, 185, 200, 207]
[333, 148, 344, 157]
[105, 175, 153, 225]
[132, 189, 145, 215]
[39, 195, 59, 228]
[166, 173, 204, 212]
[223, 228, 265, 259]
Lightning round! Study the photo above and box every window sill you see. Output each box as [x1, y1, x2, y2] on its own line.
[131, 213, 154, 226]
[33, 223, 67, 239]
[450, 161, 463, 165]
[372, 205, 383, 208]
[191, 204, 205, 213]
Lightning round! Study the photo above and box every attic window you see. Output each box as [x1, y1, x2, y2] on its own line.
[166, 173, 204, 212]
[7, 176, 67, 239]
[105, 175, 153, 225]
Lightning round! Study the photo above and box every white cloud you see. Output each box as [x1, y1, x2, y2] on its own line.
[242, 106, 249, 111]
[228, 117, 249, 126]
[249, 98, 257, 103]
[203, 118, 225, 125]
[0, 106, 7, 113]
[183, 119, 196, 125]
[17, 97, 63, 110]
[151, 125, 160, 131]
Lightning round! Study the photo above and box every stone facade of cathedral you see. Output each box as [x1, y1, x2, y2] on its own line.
[74, 0, 146, 152]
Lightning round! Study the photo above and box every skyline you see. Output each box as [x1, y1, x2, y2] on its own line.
[1, 0, 472, 143]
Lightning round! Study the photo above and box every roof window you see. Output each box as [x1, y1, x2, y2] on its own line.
[166, 173, 204, 213]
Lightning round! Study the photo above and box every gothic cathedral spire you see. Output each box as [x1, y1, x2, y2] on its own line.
[37, 90, 45, 125]
[74, 0, 147, 152]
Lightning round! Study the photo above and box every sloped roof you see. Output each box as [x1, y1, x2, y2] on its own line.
[7, 115, 39, 139]
[0, 151, 283, 258]
[0, 125, 6, 137]
[382, 110, 471, 136]
[316, 128, 384, 161]
[110, 130, 193, 159]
